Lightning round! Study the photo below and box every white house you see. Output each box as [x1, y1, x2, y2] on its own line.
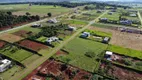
[80, 32, 90, 38]
[68, 26, 76, 31]
[31, 23, 42, 27]
[46, 37, 59, 44]
[0, 59, 12, 72]
[105, 51, 113, 61]
[47, 18, 58, 23]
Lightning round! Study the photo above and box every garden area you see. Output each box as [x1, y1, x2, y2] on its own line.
[54, 37, 108, 72]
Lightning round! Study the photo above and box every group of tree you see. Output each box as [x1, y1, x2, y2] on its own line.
[0, 11, 40, 28]
[38, 23, 68, 37]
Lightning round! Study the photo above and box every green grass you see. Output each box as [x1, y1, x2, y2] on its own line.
[107, 44, 142, 59]
[0, 45, 33, 62]
[36, 36, 47, 42]
[62, 20, 88, 25]
[54, 37, 108, 72]
[102, 12, 120, 21]
[84, 29, 112, 37]
[10, 4, 71, 17]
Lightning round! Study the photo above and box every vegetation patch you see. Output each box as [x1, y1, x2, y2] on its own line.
[0, 44, 33, 62]
[107, 44, 142, 59]
[54, 37, 108, 72]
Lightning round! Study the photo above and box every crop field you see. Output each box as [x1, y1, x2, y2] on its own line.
[54, 37, 108, 72]
[10, 4, 71, 17]
[0, 33, 24, 43]
[0, 44, 33, 62]
[17, 39, 48, 52]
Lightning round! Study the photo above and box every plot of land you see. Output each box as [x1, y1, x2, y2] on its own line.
[99, 62, 142, 80]
[17, 40, 48, 52]
[0, 45, 33, 62]
[23, 59, 92, 80]
[13, 30, 35, 38]
[0, 33, 23, 43]
[0, 41, 6, 48]
[54, 37, 108, 72]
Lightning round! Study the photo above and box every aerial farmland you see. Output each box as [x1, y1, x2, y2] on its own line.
[0, 1, 142, 80]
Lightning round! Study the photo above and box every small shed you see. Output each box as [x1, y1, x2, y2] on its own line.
[31, 23, 42, 28]
[0, 59, 12, 72]
[105, 51, 113, 61]
[102, 37, 110, 44]
[80, 32, 90, 38]
[46, 37, 59, 44]
[47, 18, 58, 23]
[68, 26, 76, 31]
[129, 14, 137, 17]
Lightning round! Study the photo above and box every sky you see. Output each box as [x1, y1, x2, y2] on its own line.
[0, 0, 141, 3]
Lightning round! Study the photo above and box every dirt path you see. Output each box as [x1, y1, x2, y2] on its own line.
[9, 10, 108, 80]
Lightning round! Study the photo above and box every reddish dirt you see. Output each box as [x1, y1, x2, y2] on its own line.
[13, 30, 34, 38]
[100, 63, 142, 80]
[23, 59, 92, 80]
[0, 41, 6, 48]
[56, 50, 67, 56]
[0, 33, 23, 43]
[18, 40, 48, 52]
[89, 26, 142, 51]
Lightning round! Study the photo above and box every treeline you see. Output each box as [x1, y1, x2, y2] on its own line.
[0, 2, 130, 8]
[32, 2, 130, 8]
[0, 11, 40, 28]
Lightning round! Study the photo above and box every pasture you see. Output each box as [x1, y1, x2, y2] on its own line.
[54, 37, 108, 72]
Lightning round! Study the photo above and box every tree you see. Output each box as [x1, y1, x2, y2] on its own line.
[47, 12, 52, 17]
[7, 11, 12, 15]
[54, 5, 56, 7]
[26, 12, 31, 16]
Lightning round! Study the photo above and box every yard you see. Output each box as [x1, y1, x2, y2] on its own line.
[0, 44, 33, 62]
[54, 37, 108, 72]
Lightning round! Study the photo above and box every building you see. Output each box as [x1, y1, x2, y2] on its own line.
[108, 12, 113, 15]
[0, 59, 12, 72]
[120, 20, 132, 25]
[105, 51, 113, 61]
[129, 13, 137, 17]
[47, 18, 58, 23]
[31, 23, 42, 28]
[80, 32, 90, 38]
[102, 37, 110, 44]
[99, 18, 108, 22]
[68, 26, 76, 31]
[46, 37, 59, 44]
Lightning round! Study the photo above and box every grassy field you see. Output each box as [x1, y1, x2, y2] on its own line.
[62, 20, 88, 25]
[0, 45, 33, 62]
[84, 29, 112, 37]
[36, 36, 47, 42]
[54, 37, 108, 72]
[107, 44, 142, 59]
[101, 12, 120, 21]
[9, 4, 72, 17]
